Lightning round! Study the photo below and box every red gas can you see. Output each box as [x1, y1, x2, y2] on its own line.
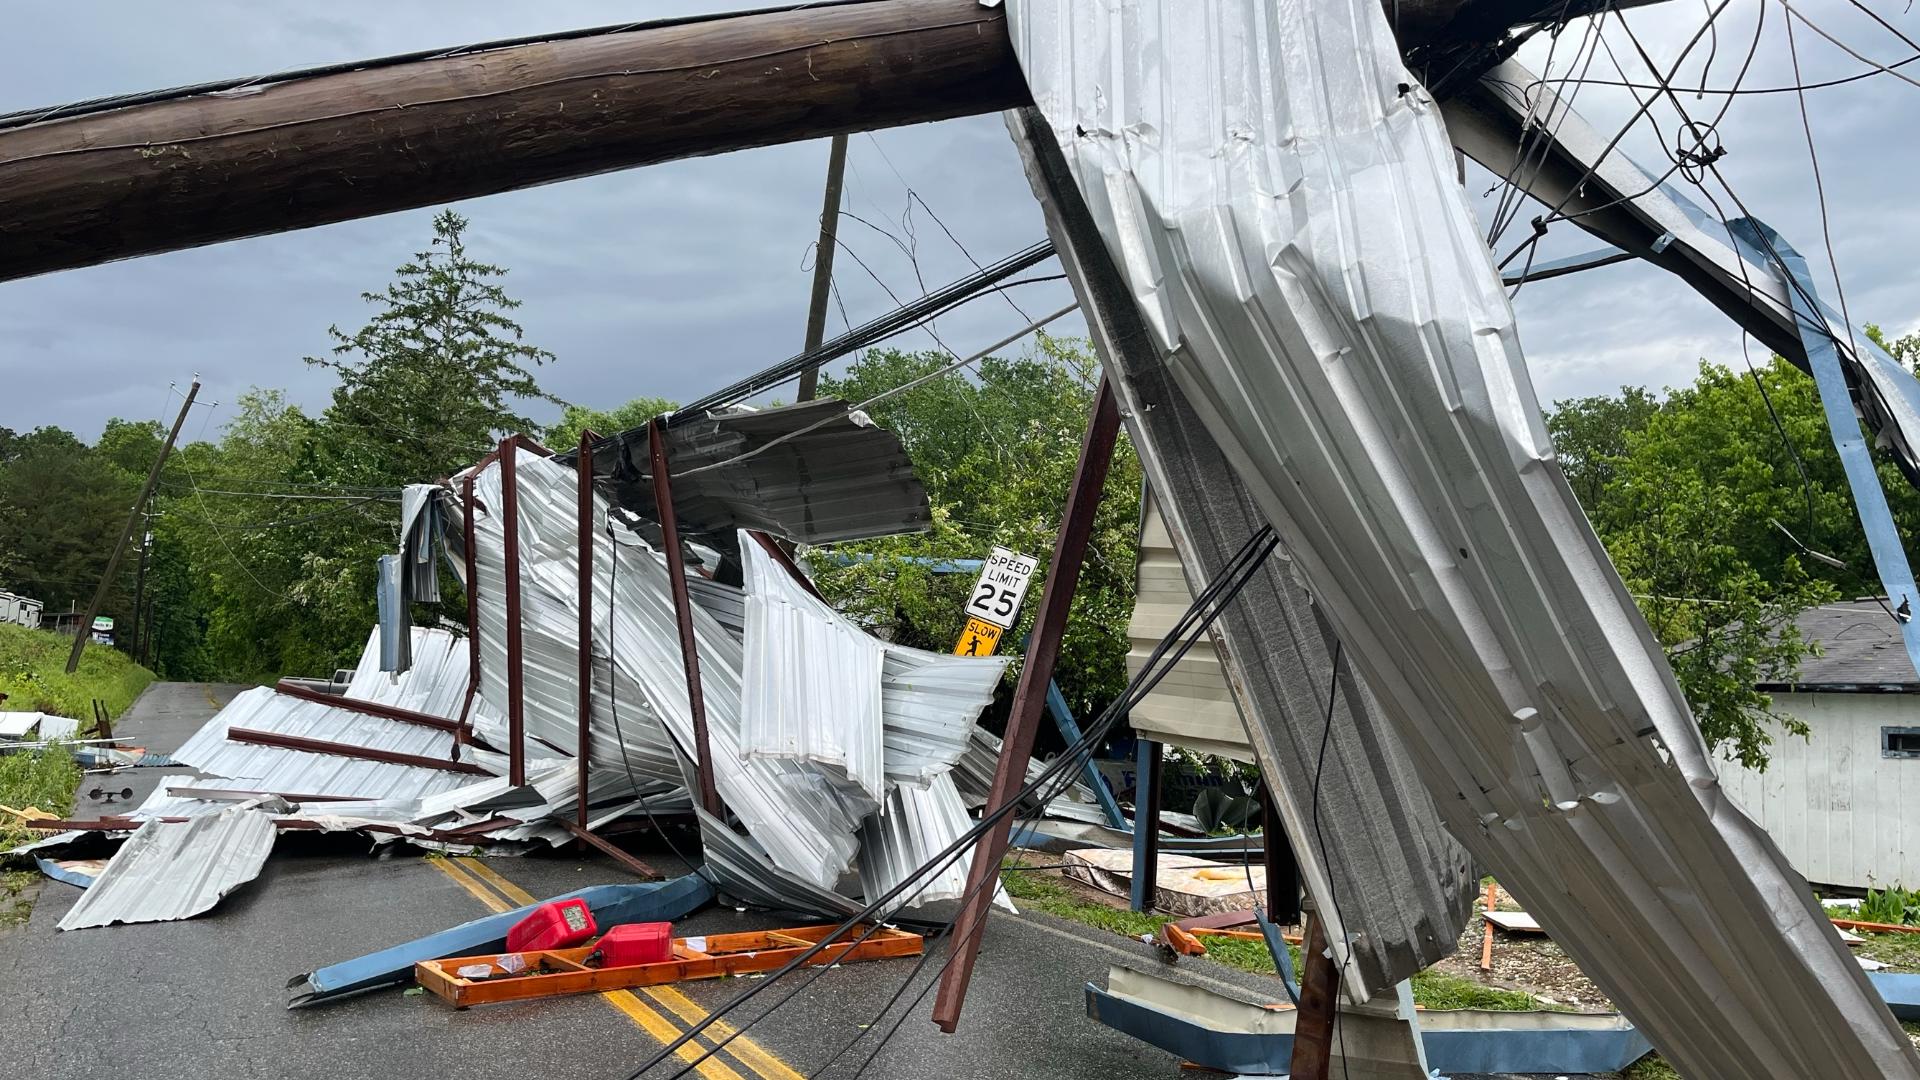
[506, 899, 597, 952]
[593, 922, 674, 968]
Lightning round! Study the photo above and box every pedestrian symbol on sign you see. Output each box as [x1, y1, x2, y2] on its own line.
[953, 615, 1006, 658]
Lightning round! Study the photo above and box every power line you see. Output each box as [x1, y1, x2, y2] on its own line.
[668, 240, 1057, 423]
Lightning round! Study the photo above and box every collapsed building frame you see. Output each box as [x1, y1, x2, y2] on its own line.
[13, 1, 1920, 1076]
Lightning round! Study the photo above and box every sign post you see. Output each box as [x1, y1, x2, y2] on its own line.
[953, 546, 1038, 657]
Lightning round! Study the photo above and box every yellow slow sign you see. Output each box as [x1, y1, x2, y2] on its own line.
[953, 616, 1005, 658]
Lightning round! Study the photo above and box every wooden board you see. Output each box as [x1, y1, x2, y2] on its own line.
[1482, 910, 1545, 934]
[416, 924, 922, 1008]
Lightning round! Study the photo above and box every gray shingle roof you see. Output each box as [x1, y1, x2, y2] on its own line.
[1766, 601, 1919, 688]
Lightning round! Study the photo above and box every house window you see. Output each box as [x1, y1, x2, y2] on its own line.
[1883, 727, 1920, 759]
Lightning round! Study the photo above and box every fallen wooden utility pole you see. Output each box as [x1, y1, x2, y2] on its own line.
[0, 0, 1654, 285]
[0, 0, 1027, 283]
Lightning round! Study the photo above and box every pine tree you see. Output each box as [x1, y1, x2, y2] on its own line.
[309, 209, 555, 485]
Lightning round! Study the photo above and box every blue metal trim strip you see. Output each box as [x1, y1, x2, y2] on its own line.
[1086, 983, 1653, 1075]
[1730, 218, 1920, 680]
[1046, 680, 1128, 830]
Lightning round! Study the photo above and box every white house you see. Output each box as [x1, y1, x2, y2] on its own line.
[1718, 601, 1920, 892]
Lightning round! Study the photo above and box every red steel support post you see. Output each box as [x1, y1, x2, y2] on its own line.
[930, 377, 1121, 1032]
[500, 436, 527, 787]
[576, 431, 596, 830]
[650, 418, 722, 816]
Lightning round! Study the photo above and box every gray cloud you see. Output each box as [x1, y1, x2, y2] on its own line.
[0, 0, 1912, 441]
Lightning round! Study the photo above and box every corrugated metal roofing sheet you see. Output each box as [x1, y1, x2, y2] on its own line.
[858, 773, 1011, 915]
[172, 687, 479, 803]
[740, 530, 887, 803]
[879, 648, 1005, 787]
[1005, 2, 1920, 1075]
[57, 807, 275, 930]
[577, 399, 932, 546]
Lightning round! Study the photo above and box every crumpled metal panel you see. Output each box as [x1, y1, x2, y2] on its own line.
[740, 532, 887, 803]
[344, 626, 473, 721]
[482, 449, 868, 887]
[1123, 495, 1251, 762]
[879, 648, 1005, 787]
[57, 806, 276, 930]
[173, 687, 480, 802]
[694, 808, 863, 920]
[857, 773, 1012, 915]
[465, 454, 687, 787]
[1009, 105, 1477, 998]
[565, 399, 933, 546]
[1005, 2, 1920, 1075]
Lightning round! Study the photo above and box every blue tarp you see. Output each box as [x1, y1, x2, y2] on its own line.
[287, 874, 714, 1007]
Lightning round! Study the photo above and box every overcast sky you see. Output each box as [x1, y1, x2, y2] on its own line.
[2, 0, 1916, 444]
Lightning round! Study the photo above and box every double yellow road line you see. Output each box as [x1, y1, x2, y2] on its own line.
[429, 856, 805, 1080]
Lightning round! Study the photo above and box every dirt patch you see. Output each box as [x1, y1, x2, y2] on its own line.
[1425, 884, 1617, 1013]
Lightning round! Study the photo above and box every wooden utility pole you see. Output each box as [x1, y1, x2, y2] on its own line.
[66, 378, 198, 673]
[796, 134, 848, 402]
[0, 1, 1025, 284]
[0, 0, 1650, 285]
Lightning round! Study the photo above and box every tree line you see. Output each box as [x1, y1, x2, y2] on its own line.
[3, 205, 1913, 769]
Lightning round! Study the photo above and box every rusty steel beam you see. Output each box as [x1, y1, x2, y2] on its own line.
[499, 435, 527, 787]
[456, 472, 480, 746]
[560, 818, 661, 880]
[1290, 913, 1339, 1080]
[225, 727, 492, 775]
[577, 430, 597, 831]
[651, 417, 721, 817]
[272, 680, 460, 733]
[0, 1, 1026, 283]
[931, 376, 1122, 1032]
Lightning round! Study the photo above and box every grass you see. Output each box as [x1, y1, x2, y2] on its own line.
[1854, 930, 1920, 972]
[1001, 864, 1544, 1011]
[0, 622, 154, 726]
[0, 744, 82, 850]
[1, 869, 37, 927]
[1624, 1052, 1683, 1079]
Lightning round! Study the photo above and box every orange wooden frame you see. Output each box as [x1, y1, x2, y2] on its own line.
[416, 923, 923, 1007]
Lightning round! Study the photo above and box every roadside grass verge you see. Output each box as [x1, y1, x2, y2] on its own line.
[0, 623, 154, 727]
[0, 744, 82, 850]
[1000, 863, 1539, 1012]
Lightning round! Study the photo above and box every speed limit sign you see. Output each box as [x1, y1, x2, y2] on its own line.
[964, 546, 1038, 630]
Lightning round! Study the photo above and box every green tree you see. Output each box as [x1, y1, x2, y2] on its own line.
[810, 336, 1142, 724]
[1545, 387, 1662, 510]
[546, 396, 677, 448]
[0, 427, 141, 631]
[309, 209, 557, 487]
[1545, 355, 1920, 767]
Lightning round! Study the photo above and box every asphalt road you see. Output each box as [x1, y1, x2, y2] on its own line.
[4, 682, 1611, 1080]
[0, 684, 1228, 1080]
